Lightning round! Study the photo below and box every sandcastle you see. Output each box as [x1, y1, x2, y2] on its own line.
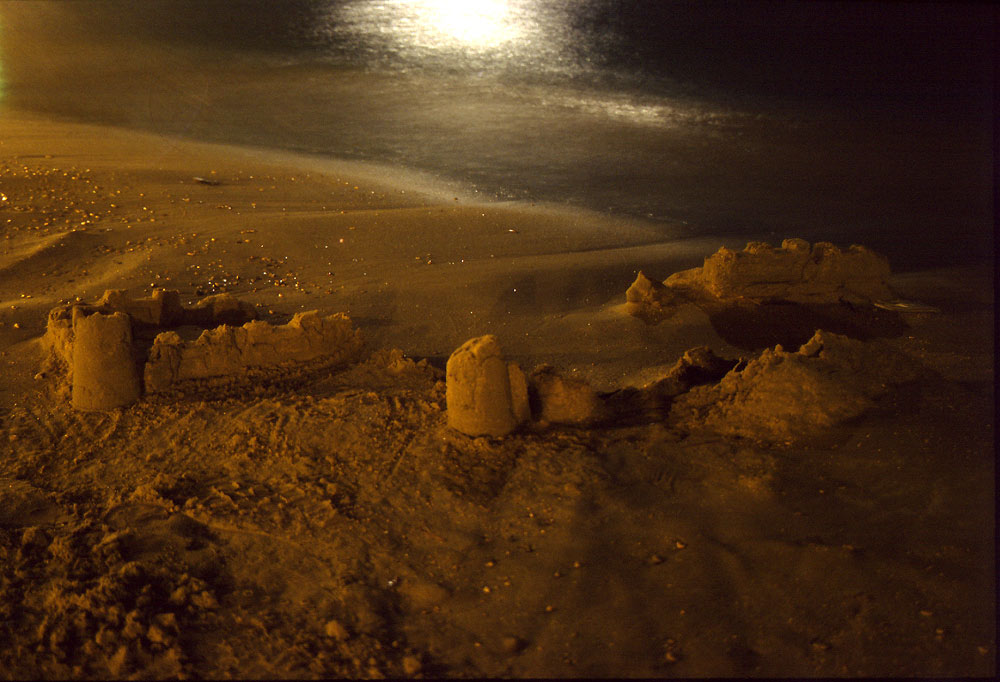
[626, 239, 895, 322]
[445, 335, 530, 437]
[70, 309, 141, 411]
[444, 335, 604, 437]
[43, 289, 364, 411]
[617, 241, 924, 441]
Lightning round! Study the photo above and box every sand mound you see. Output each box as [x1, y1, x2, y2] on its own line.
[624, 271, 678, 324]
[528, 365, 603, 426]
[670, 330, 922, 443]
[600, 346, 739, 425]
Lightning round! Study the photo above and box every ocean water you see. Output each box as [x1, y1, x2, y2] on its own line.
[0, 0, 993, 269]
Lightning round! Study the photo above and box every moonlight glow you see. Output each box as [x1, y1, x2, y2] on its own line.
[322, 0, 545, 62]
[411, 0, 520, 49]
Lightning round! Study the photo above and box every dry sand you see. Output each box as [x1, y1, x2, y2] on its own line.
[0, 112, 994, 678]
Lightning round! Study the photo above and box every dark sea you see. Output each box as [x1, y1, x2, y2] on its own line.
[0, 0, 994, 269]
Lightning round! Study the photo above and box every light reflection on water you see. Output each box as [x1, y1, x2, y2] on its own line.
[309, 0, 594, 82]
[301, 0, 715, 133]
[331, 0, 532, 52]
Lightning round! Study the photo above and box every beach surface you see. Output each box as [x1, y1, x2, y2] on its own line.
[1, 113, 994, 678]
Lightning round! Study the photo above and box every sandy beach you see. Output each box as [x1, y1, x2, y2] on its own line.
[1, 112, 994, 678]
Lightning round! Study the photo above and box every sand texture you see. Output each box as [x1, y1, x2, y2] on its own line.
[1, 114, 995, 678]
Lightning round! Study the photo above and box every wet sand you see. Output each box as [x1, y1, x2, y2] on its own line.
[0, 112, 994, 678]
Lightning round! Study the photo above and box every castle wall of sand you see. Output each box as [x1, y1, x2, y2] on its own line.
[627, 239, 895, 322]
[144, 311, 363, 393]
[43, 289, 363, 410]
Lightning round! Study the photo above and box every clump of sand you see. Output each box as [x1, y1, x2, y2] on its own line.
[670, 329, 924, 443]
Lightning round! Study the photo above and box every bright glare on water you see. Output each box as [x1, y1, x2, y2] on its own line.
[309, 0, 591, 81]
[347, 0, 527, 50]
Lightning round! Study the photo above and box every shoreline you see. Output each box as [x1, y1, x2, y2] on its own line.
[2, 110, 994, 399]
[0, 111, 732, 395]
[1, 110, 994, 400]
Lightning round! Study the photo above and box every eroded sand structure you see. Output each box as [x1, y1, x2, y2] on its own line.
[144, 311, 363, 393]
[42, 289, 364, 409]
[627, 239, 895, 324]
[442, 327, 921, 444]
[670, 329, 922, 443]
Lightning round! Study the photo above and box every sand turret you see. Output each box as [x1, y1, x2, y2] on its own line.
[445, 335, 529, 437]
[70, 308, 141, 411]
